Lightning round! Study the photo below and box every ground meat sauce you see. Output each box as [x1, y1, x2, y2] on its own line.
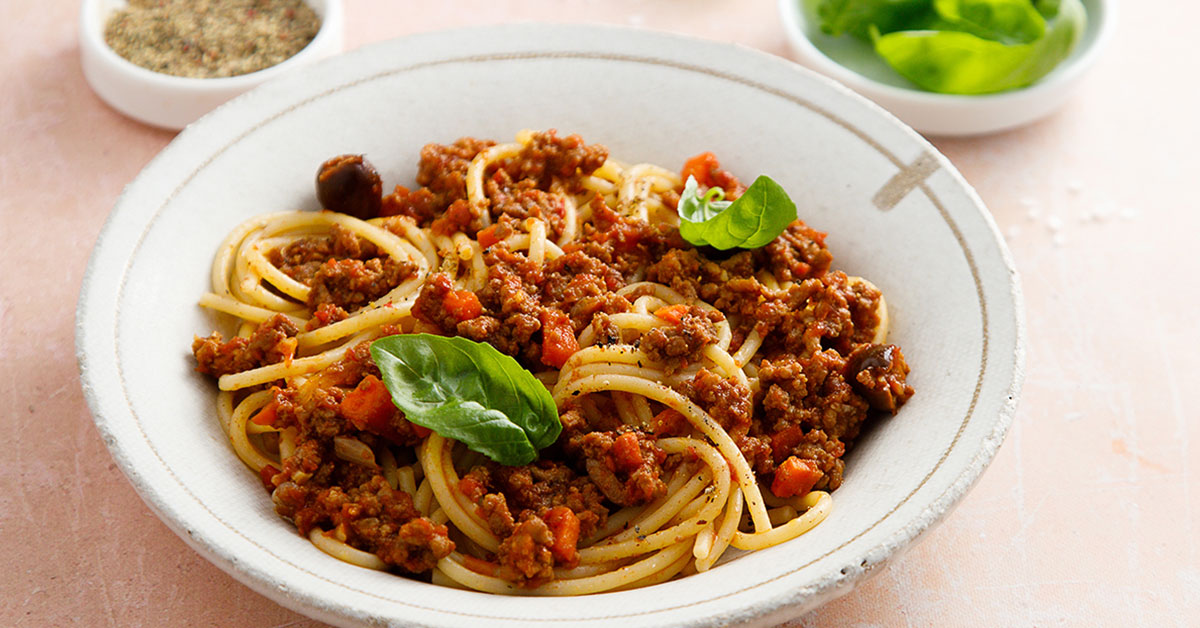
[641, 306, 724, 370]
[269, 224, 418, 312]
[193, 313, 299, 377]
[191, 131, 914, 587]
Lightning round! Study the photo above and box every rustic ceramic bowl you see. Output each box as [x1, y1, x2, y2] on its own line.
[77, 24, 1025, 627]
[778, 0, 1116, 136]
[79, 0, 344, 130]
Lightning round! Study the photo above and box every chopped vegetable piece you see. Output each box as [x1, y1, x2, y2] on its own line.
[654, 304, 690, 325]
[543, 506, 581, 566]
[771, 456, 824, 498]
[340, 374, 395, 433]
[540, 309, 579, 369]
[250, 400, 278, 426]
[443, 289, 483, 322]
[611, 432, 645, 472]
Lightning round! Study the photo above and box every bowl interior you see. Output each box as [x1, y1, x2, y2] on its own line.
[78, 24, 1022, 627]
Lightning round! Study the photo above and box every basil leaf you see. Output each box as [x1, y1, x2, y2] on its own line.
[933, 0, 1046, 44]
[873, 0, 1084, 94]
[369, 334, 561, 466]
[813, 0, 1086, 95]
[678, 175, 798, 250]
[817, 0, 934, 38]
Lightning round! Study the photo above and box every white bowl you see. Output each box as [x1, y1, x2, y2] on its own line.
[76, 24, 1024, 627]
[779, 0, 1116, 136]
[79, 0, 344, 130]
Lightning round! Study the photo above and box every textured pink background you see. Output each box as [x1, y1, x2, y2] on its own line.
[3, 1, 1197, 626]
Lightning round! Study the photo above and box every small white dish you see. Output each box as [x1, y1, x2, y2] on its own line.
[779, 0, 1116, 136]
[79, 0, 344, 130]
[77, 24, 1024, 626]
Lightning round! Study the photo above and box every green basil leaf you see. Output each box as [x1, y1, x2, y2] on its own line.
[933, 0, 1046, 45]
[873, 0, 1085, 94]
[816, 0, 935, 39]
[677, 175, 731, 226]
[678, 175, 798, 251]
[369, 334, 561, 466]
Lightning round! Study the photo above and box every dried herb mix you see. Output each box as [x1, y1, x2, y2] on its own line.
[104, 0, 321, 79]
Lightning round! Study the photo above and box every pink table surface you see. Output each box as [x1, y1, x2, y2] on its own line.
[3, 1, 1197, 626]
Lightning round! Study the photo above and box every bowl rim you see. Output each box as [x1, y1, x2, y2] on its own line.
[78, 0, 345, 90]
[777, 0, 1117, 104]
[75, 21, 1027, 627]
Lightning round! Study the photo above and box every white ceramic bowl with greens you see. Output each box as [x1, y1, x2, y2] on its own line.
[77, 23, 1024, 627]
[779, 0, 1115, 136]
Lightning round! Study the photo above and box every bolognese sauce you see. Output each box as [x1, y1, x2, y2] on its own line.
[190, 130, 913, 593]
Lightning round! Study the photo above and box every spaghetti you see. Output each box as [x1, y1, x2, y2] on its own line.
[190, 130, 915, 594]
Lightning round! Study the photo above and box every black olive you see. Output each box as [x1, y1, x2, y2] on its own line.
[315, 154, 382, 219]
[845, 344, 899, 411]
[847, 344, 894, 376]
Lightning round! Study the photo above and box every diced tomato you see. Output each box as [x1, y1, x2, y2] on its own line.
[543, 506, 581, 566]
[771, 456, 824, 498]
[342, 375, 430, 444]
[458, 475, 486, 502]
[769, 426, 804, 462]
[250, 400, 279, 426]
[540, 309, 579, 368]
[340, 503, 362, 522]
[680, 151, 744, 198]
[682, 151, 721, 189]
[651, 408, 690, 436]
[611, 432, 644, 472]
[476, 224, 502, 249]
[654, 304, 690, 326]
[340, 374, 395, 433]
[309, 303, 343, 329]
[258, 464, 280, 492]
[443, 289, 483, 322]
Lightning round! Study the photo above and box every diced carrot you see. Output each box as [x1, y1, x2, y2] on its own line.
[654, 304, 690, 326]
[250, 400, 279, 426]
[443, 289, 483, 322]
[477, 224, 502, 249]
[540, 309, 579, 368]
[771, 456, 823, 498]
[340, 374, 395, 433]
[543, 506, 581, 566]
[681, 151, 721, 189]
[274, 337, 297, 363]
[611, 432, 644, 472]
